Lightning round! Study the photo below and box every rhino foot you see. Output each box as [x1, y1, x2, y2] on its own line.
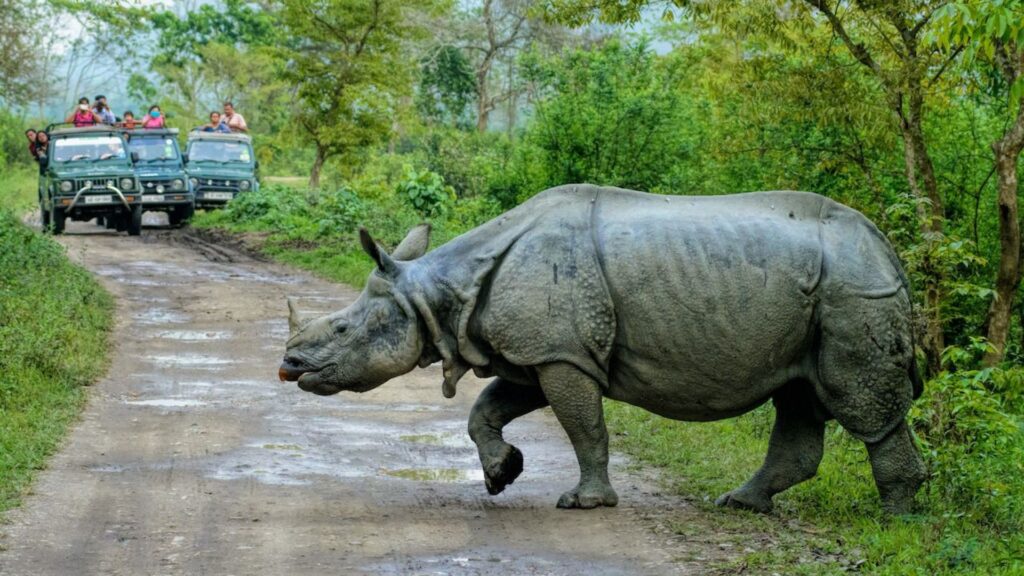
[556, 483, 619, 509]
[714, 488, 773, 513]
[483, 444, 523, 496]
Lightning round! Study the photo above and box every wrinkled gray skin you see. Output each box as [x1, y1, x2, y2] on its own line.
[281, 185, 927, 513]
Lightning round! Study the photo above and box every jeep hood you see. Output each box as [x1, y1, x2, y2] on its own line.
[186, 164, 253, 179]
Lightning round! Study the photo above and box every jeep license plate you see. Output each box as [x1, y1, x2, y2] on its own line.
[142, 195, 164, 203]
[205, 192, 233, 201]
[84, 195, 112, 204]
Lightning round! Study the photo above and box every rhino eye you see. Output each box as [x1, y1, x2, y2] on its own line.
[335, 324, 348, 334]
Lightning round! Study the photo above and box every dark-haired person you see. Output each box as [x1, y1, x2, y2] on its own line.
[202, 111, 230, 133]
[65, 97, 100, 127]
[142, 105, 166, 129]
[222, 101, 247, 133]
[120, 111, 140, 130]
[93, 95, 116, 124]
[25, 129, 37, 157]
[33, 131, 49, 164]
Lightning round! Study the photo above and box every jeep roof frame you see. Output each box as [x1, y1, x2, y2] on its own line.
[186, 129, 252, 143]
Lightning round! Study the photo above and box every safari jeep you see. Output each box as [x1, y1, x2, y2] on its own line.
[184, 131, 259, 209]
[38, 125, 143, 235]
[127, 128, 195, 227]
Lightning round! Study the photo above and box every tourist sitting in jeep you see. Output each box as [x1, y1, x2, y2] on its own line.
[185, 131, 259, 209]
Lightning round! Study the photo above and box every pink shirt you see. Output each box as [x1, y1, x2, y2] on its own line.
[224, 112, 247, 132]
[142, 115, 165, 129]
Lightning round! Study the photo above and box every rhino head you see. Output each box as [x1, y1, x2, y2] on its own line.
[278, 225, 432, 396]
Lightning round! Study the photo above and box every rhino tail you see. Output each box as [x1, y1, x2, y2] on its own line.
[910, 347, 924, 400]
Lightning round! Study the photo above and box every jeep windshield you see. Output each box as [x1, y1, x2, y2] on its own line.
[189, 140, 253, 165]
[129, 136, 180, 163]
[52, 136, 127, 162]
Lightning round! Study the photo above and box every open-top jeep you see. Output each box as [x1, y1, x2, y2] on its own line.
[127, 128, 195, 227]
[185, 131, 259, 209]
[38, 125, 143, 235]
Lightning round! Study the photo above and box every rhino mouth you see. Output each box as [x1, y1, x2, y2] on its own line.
[278, 360, 311, 382]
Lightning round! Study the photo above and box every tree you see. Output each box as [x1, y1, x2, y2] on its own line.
[0, 0, 47, 107]
[467, 0, 531, 131]
[934, 1, 1024, 365]
[417, 45, 477, 128]
[280, 0, 443, 188]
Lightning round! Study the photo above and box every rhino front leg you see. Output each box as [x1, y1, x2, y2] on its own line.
[468, 378, 548, 496]
[537, 363, 618, 509]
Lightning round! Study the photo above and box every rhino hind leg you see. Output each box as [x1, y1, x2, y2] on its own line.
[537, 362, 618, 509]
[815, 293, 925, 513]
[716, 381, 826, 513]
[866, 421, 926, 514]
[468, 378, 548, 496]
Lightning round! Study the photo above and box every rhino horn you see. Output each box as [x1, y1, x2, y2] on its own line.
[287, 297, 302, 337]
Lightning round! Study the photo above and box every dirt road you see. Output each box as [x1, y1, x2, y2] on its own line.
[0, 219, 733, 575]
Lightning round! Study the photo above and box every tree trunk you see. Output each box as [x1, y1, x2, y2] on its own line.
[983, 99, 1024, 365]
[896, 91, 946, 375]
[476, 64, 492, 132]
[309, 146, 326, 189]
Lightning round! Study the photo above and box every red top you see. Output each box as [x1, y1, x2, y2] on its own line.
[73, 110, 96, 127]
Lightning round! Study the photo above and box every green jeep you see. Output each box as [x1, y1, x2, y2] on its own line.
[39, 125, 143, 235]
[185, 131, 259, 209]
[127, 128, 195, 227]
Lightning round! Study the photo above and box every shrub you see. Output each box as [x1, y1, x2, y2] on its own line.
[395, 166, 455, 218]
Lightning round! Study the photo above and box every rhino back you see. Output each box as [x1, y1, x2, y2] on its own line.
[587, 189, 832, 416]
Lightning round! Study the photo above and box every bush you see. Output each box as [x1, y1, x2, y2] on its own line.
[395, 166, 455, 218]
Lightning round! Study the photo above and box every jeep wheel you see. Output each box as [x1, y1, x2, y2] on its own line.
[51, 206, 65, 235]
[127, 204, 143, 236]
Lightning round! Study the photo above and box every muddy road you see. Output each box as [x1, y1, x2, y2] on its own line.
[0, 218, 738, 575]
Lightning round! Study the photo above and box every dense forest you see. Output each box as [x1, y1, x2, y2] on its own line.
[2, 0, 1023, 573]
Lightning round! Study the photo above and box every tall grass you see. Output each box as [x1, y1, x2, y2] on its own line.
[0, 169, 113, 514]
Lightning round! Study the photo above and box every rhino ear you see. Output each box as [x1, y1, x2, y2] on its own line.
[359, 228, 398, 277]
[392, 224, 431, 261]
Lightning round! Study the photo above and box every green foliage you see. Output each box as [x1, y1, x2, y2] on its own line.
[0, 208, 112, 513]
[395, 167, 455, 217]
[149, 0, 285, 67]
[417, 45, 477, 128]
[520, 39, 699, 193]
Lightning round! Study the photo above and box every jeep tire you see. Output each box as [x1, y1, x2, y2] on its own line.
[50, 206, 65, 235]
[127, 204, 143, 236]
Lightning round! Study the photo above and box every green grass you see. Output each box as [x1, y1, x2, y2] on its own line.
[0, 165, 113, 515]
[604, 400, 1024, 575]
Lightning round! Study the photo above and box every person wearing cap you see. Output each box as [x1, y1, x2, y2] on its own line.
[222, 101, 248, 133]
[93, 95, 116, 124]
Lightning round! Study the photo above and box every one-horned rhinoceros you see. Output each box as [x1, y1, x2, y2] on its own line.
[279, 185, 927, 513]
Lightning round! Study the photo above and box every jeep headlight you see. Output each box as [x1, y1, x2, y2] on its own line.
[172, 179, 184, 190]
[59, 180, 73, 193]
[239, 180, 251, 190]
[189, 178, 198, 188]
[120, 178, 134, 190]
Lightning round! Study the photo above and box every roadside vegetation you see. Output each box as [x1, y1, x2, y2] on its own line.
[0, 168, 113, 514]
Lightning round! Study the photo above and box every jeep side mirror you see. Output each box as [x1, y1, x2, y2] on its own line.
[254, 159, 260, 169]
[131, 151, 139, 163]
[182, 153, 189, 164]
